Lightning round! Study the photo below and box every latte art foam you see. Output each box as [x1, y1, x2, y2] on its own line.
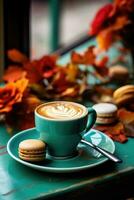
[37, 102, 87, 120]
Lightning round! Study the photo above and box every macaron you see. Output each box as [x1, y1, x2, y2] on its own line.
[92, 103, 118, 125]
[109, 65, 129, 82]
[18, 139, 46, 162]
[113, 85, 134, 106]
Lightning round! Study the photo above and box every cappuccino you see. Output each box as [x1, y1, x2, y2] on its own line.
[35, 101, 96, 158]
[36, 101, 87, 120]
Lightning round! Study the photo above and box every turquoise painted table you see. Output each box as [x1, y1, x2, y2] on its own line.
[0, 39, 134, 199]
[0, 124, 134, 200]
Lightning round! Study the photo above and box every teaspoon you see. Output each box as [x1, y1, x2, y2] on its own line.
[81, 139, 122, 163]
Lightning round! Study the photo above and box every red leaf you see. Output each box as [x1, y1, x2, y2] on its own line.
[89, 3, 113, 35]
[36, 55, 58, 79]
[24, 61, 42, 83]
[52, 70, 69, 93]
[95, 122, 127, 143]
[95, 56, 109, 68]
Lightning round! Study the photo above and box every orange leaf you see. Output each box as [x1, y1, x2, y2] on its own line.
[112, 16, 129, 31]
[71, 46, 95, 65]
[15, 78, 29, 94]
[64, 63, 79, 82]
[97, 28, 113, 50]
[71, 51, 84, 64]
[84, 47, 96, 65]
[0, 78, 28, 113]
[118, 108, 134, 124]
[7, 49, 28, 63]
[96, 16, 129, 51]
[3, 66, 27, 82]
[61, 87, 78, 97]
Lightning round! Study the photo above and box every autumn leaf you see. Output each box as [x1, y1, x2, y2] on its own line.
[64, 63, 79, 82]
[117, 108, 134, 137]
[22, 55, 59, 83]
[5, 95, 42, 131]
[112, 16, 130, 31]
[118, 108, 134, 124]
[84, 47, 96, 65]
[19, 95, 42, 114]
[24, 61, 42, 83]
[95, 56, 109, 68]
[61, 87, 78, 97]
[3, 66, 26, 82]
[95, 122, 127, 143]
[71, 46, 95, 65]
[111, 0, 134, 16]
[89, 3, 113, 35]
[90, 0, 130, 51]
[71, 51, 84, 64]
[0, 78, 28, 113]
[35, 55, 58, 78]
[97, 28, 113, 50]
[96, 16, 129, 50]
[15, 78, 29, 94]
[7, 49, 28, 63]
[51, 70, 69, 93]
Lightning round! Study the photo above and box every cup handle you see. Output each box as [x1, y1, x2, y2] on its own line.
[82, 107, 97, 135]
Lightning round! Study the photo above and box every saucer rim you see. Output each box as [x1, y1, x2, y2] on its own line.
[7, 128, 115, 173]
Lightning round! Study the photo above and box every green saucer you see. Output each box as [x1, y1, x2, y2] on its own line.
[7, 128, 115, 173]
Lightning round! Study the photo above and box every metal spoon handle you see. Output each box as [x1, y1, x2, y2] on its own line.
[81, 139, 122, 163]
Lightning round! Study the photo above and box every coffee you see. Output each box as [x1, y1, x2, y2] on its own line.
[36, 101, 87, 120]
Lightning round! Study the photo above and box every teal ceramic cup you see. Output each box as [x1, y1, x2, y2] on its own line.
[35, 101, 96, 159]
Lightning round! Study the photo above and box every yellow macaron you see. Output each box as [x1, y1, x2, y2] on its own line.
[109, 65, 129, 82]
[113, 85, 134, 106]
